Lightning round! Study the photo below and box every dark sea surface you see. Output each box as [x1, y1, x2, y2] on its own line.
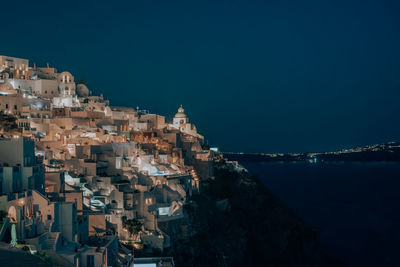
[241, 161, 400, 267]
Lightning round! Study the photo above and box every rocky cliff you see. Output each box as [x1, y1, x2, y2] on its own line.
[160, 164, 345, 267]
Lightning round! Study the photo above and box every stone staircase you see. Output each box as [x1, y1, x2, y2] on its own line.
[176, 184, 186, 198]
[45, 232, 60, 251]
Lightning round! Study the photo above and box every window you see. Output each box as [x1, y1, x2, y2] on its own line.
[5, 104, 8, 109]
[47, 214, 52, 220]
[45, 90, 47, 94]
[145, 198, 153, 205]
[87, 255, 94, 267]
[14, 105, 17, 110]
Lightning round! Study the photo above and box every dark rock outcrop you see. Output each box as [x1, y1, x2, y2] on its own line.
[160, 166, 345, 267]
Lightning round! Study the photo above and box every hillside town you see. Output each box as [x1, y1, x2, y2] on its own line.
[0, 55, 221, 266]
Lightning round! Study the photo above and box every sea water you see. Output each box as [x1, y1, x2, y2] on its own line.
[242, 161, 400, 267]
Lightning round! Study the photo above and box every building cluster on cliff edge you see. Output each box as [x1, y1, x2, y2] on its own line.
[0, 55, 218, 266]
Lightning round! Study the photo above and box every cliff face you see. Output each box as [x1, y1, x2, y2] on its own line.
[160, 166, 345, 267]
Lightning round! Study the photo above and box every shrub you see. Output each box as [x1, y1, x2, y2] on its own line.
[122, 218, 142, 236]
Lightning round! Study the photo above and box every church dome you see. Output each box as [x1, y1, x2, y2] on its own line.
[0, 82, 16, 95]
[58, 71, 74, 83]
[174, 105, 187, 118]
[76, 83, 89, 97]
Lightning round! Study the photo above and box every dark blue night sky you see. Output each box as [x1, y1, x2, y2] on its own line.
[2, 0, 400, 152]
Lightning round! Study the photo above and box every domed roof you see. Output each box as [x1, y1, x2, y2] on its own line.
[76, 83, 89, 97]
[174, 105, 187, 118]
[58, 71, 74, 83]
[59, 71, 73, 76]
[0, 82, 16, 95]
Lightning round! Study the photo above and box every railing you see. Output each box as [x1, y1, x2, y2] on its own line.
[25, 218, 33, 226]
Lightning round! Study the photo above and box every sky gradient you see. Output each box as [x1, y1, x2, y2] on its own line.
[2, 0, 400, 152]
